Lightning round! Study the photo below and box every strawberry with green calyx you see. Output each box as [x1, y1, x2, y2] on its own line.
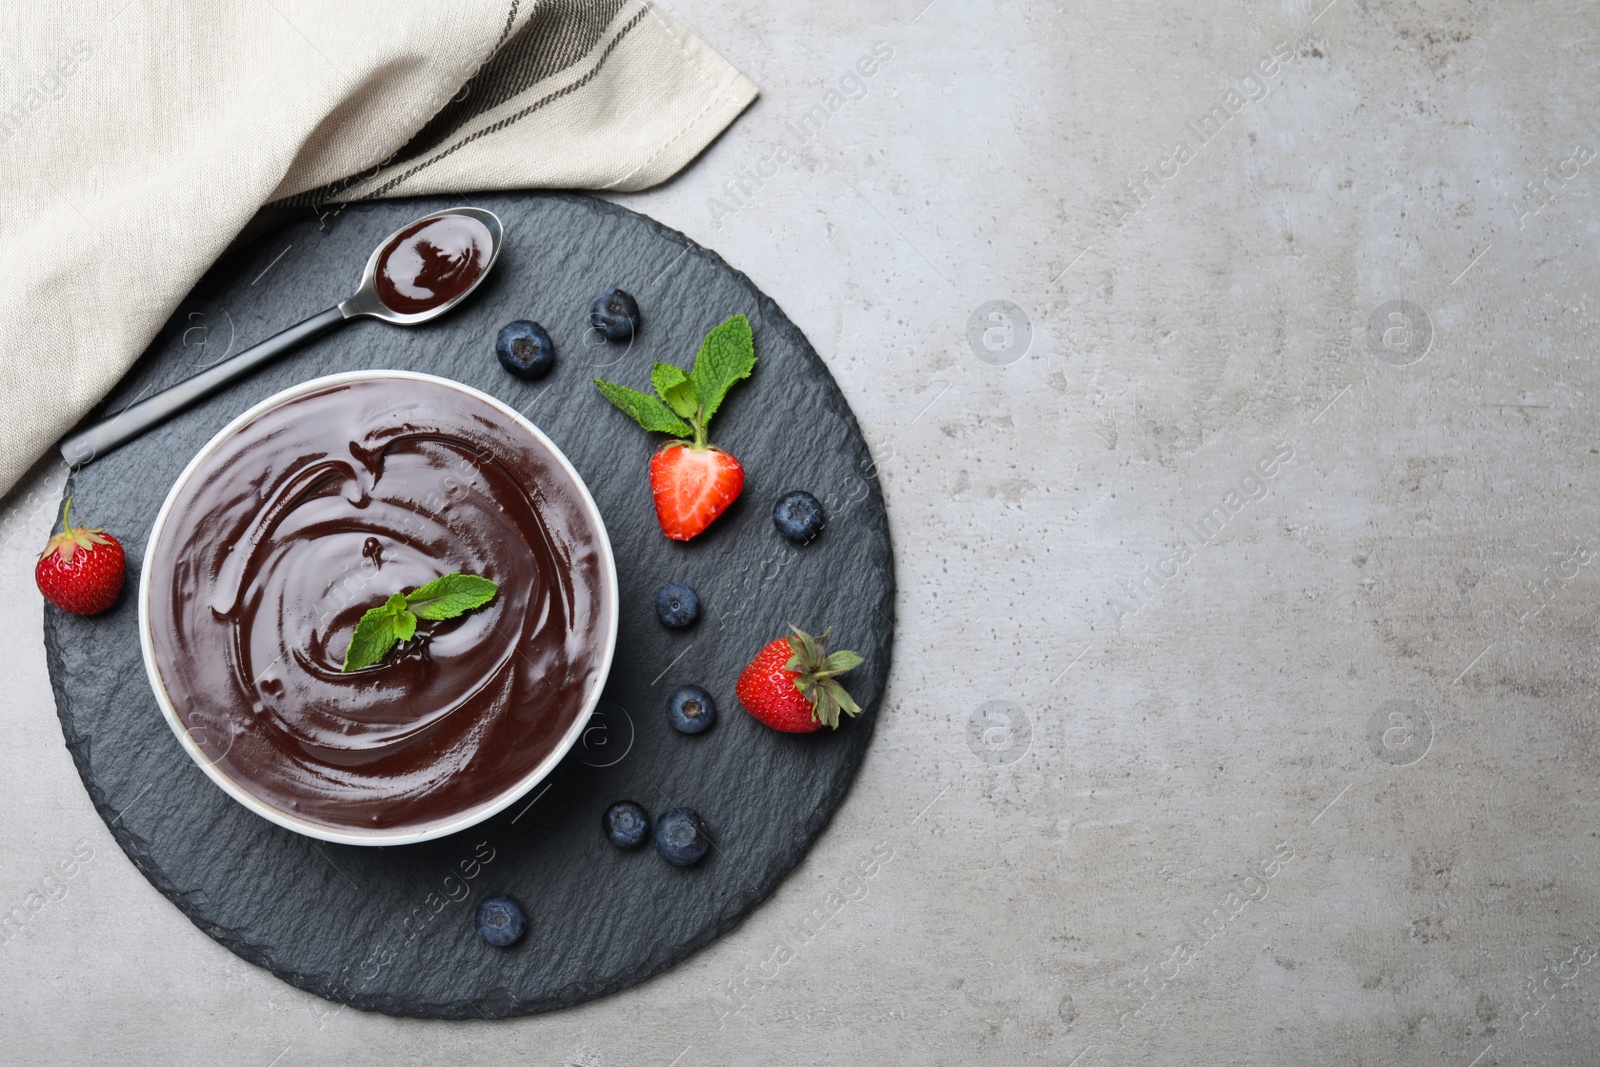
[593, 314, 755, 541]
[35, 498, 126, 616]
[735, 625, 865, 733]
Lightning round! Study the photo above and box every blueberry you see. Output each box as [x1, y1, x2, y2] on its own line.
[589, 288, 641, 341]
[474, 893, 526, 947]
[655, 582, 700, 629]
[666, 685, 717, 735]
[773, 490, 827, 544]
[602, 800, 651, 849]
[496, 320, 555, 379]
[654, 807, 710, 866]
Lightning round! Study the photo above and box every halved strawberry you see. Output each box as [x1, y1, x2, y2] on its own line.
[735, 625, 864, 733]
[649, 441, 745, 541]
[594, 314, 756, 541]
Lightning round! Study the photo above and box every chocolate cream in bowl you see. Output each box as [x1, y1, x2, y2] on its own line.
[144, 376, 611, 832]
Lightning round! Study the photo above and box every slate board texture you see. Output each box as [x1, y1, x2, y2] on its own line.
[42, 193, 894, 1019]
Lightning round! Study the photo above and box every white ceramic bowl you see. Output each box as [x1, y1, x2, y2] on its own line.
[139, 370, 618, 846]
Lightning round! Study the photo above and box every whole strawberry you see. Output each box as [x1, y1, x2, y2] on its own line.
[736, 625, 864, 733]
[36, 499, 125, 615]
[594, 314, 755, 541]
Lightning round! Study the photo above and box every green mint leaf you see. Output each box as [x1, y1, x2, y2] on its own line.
[406, 572, 499, 621]
[341, 596, 405, 672]
[340, 576, 497, 673]
[688, 314, 755, 427]
[664, 380, 699, 422]
[651, 362, 699, 420]
[593, 378, 694, 437]
[393, 609, 418, 642]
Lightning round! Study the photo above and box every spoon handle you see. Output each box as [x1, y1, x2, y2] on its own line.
[60, 305, 350, 467]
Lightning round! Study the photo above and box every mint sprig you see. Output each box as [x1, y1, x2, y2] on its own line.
[340, 572, 498, 672]
[593, 314, 756, 447]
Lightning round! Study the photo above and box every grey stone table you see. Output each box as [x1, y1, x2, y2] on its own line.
[4, 0, 1599, 1063]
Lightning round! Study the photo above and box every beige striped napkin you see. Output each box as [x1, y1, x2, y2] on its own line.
[0, 0, 757, 497]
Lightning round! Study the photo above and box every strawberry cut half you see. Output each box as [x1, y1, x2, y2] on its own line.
[592, 314, 756, 541]
[649, 441, 745, 541]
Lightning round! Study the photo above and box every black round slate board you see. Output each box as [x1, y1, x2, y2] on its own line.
[43, 192, 894, 1019]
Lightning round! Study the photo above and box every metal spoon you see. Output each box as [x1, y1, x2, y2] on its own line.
[59, 206, 504, 467]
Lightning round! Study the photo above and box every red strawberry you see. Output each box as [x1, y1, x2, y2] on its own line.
[650, 441, 745, 541]
[594, 314, 756, 541]
[736, 625, 864, 733]
[35, 498, 125, 616]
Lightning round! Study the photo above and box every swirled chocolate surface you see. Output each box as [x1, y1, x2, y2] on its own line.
[145, 376, 611, 832]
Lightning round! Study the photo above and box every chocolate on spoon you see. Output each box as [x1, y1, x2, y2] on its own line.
[59, 207, 503, 467]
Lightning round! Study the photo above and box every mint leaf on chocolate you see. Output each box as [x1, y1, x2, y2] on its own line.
[392, 608, 417, 642]
[342, 593, 409, 672]
[339, 573, 498, 672]
[406, 572, 499, 621]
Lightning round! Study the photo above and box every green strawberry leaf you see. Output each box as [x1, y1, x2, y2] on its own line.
[651, 363, 699, 420]
[821, 650, 864, 674]
[592, 378, 694, 437]
[788, 624, 825, 669]
[406, 572, 499, 621]
[689, 314, 756, 425]
[823, 678, 862, 717]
